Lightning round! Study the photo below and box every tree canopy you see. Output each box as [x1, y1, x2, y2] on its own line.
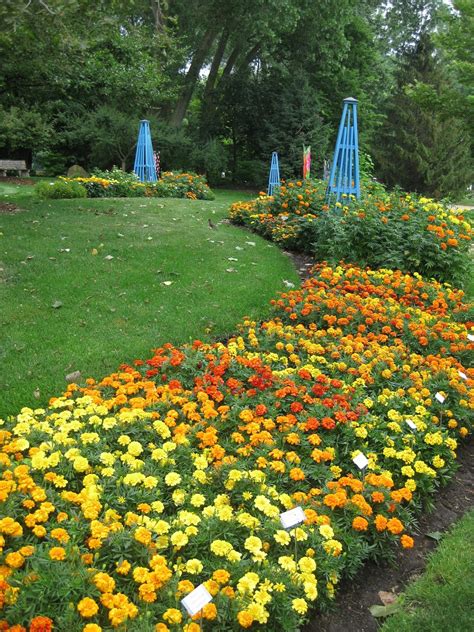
[0, 0, 471, 195]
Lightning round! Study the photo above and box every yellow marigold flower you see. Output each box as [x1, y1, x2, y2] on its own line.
[165, 472, 182, 487]
[77, 597, 99, 618]
[50, 528, 70, 543]
[292, 598, 308, 614]
[163, 608, 182, 624]
[185, 558, 203, 574]
[93, 572, 115, 593]
[210, 540, 233, 557]
[134, 526, 152, 545]
[5, 551, 25, 568]
[73, 456, 89, 472]
[274, 529, 291, 545]
[49, 546, 66, 561]
[116, 560, 131, 575]
[83, 625, 102, 632]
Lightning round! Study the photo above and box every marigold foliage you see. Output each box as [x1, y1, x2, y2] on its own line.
[0, 263, 472, 630]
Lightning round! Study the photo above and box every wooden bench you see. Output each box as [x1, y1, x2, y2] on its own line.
[0, 160, 30, 177]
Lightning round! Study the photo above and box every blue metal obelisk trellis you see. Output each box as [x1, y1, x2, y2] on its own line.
[326, 97, 360, 204]
[267, 152, 280, 196]
[133, 120, 157, 182]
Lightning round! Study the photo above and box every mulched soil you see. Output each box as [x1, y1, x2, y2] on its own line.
[0, 202, 22, 213]
[302, 438, 474, 632]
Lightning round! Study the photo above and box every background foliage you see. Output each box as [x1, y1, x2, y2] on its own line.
[0, 0, 472, 195]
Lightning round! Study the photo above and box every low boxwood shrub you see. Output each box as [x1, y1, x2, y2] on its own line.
[35, 180, 87, 199]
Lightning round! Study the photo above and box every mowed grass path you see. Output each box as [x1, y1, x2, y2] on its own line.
[0, 184, 298, 418]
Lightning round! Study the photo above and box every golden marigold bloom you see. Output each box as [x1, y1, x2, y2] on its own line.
[83, 625, 102, 632]
[162, 608, 182, 624]
[77, 597, 99, 618]
[49, 547, 66, 561]
[5, 552, 25, 569]
[237, 611, 254, 628]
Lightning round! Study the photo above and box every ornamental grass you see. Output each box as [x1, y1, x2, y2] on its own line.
[0, 264, 472, 631]
[229, 180, 472, 286]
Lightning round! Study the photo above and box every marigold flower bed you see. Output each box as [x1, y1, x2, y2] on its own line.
[0, 264, 472, 631]
[229, 180, 472, 285]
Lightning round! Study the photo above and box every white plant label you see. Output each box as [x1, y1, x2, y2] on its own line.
[435, 392, 446, 404]
[406, 419, 417, 430]
[280, 506, 306, 529]
[181, 584, 213, 617]
[353, 453, 369, 470]
[458, 370, 468, 381]
[467, 334, 474, 342]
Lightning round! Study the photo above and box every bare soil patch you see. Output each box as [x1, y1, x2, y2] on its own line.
[0, 202, 23, 213]
[0, 176, 35, 185]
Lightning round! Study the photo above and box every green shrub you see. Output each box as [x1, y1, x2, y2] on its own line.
[61, 169, 214, 200]
[35, 180, 87, 199]
[229, 179, 473, 286]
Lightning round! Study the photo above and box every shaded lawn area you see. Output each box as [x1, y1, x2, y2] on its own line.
[0, 184, 298, 418]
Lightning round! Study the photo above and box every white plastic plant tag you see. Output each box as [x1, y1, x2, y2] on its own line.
[406, 419, 417, 430]
[353, 453, 369, 469]
[458, 370, 468, 381]
[435, 392, 446, 404]
[280, 506, 306, 529]
[181, 584, 213, 617]
[467, 334, 474, 342]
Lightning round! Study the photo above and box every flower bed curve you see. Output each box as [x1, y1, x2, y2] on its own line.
[0, 264, 472, 631]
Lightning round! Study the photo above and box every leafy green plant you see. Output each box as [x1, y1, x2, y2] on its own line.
[35, 180, 87, 199]
[229, 179, 473, 286]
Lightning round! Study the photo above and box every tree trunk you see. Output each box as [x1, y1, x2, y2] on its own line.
[170, 25, 219, 127]
[202, 27, 229, 104]
[150, 0, 166, 32]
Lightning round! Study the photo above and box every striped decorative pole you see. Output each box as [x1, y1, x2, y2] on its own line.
[267, 152, 280, 196]
[325, 97, 360, 204]
[133, 120, 157, 182]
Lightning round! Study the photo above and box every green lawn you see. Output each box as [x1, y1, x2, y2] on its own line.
[381, 510, 474, 632]
[0, 183, 298, 418]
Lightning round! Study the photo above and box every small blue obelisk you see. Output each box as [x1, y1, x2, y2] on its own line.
[133, 120, 157, 182]
[267, 152, 280, 196]
[326, 97, 360, 203]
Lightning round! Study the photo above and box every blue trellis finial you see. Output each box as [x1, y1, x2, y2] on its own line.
[326, 97, 360, 204]
[267, 152, 280, 196]
[133, 120, 157, 182]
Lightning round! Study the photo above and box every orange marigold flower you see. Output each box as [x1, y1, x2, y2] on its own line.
[400, 534, 414, 548]
[387, 518, 404, 534]
[374, 515, 387, 532]
[29, 616, 53, 632]
[352, 516, 369, 531]
[237, 611, 254, 628]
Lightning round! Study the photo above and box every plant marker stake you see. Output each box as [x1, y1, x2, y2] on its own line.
[353, 452, 369, 479]
[458, 370, 468, 381]
[406, 419, 417, 431]
[280, 507, 306, 564]
[467, 334, 474, 342]
[181, 584, 212, 631]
